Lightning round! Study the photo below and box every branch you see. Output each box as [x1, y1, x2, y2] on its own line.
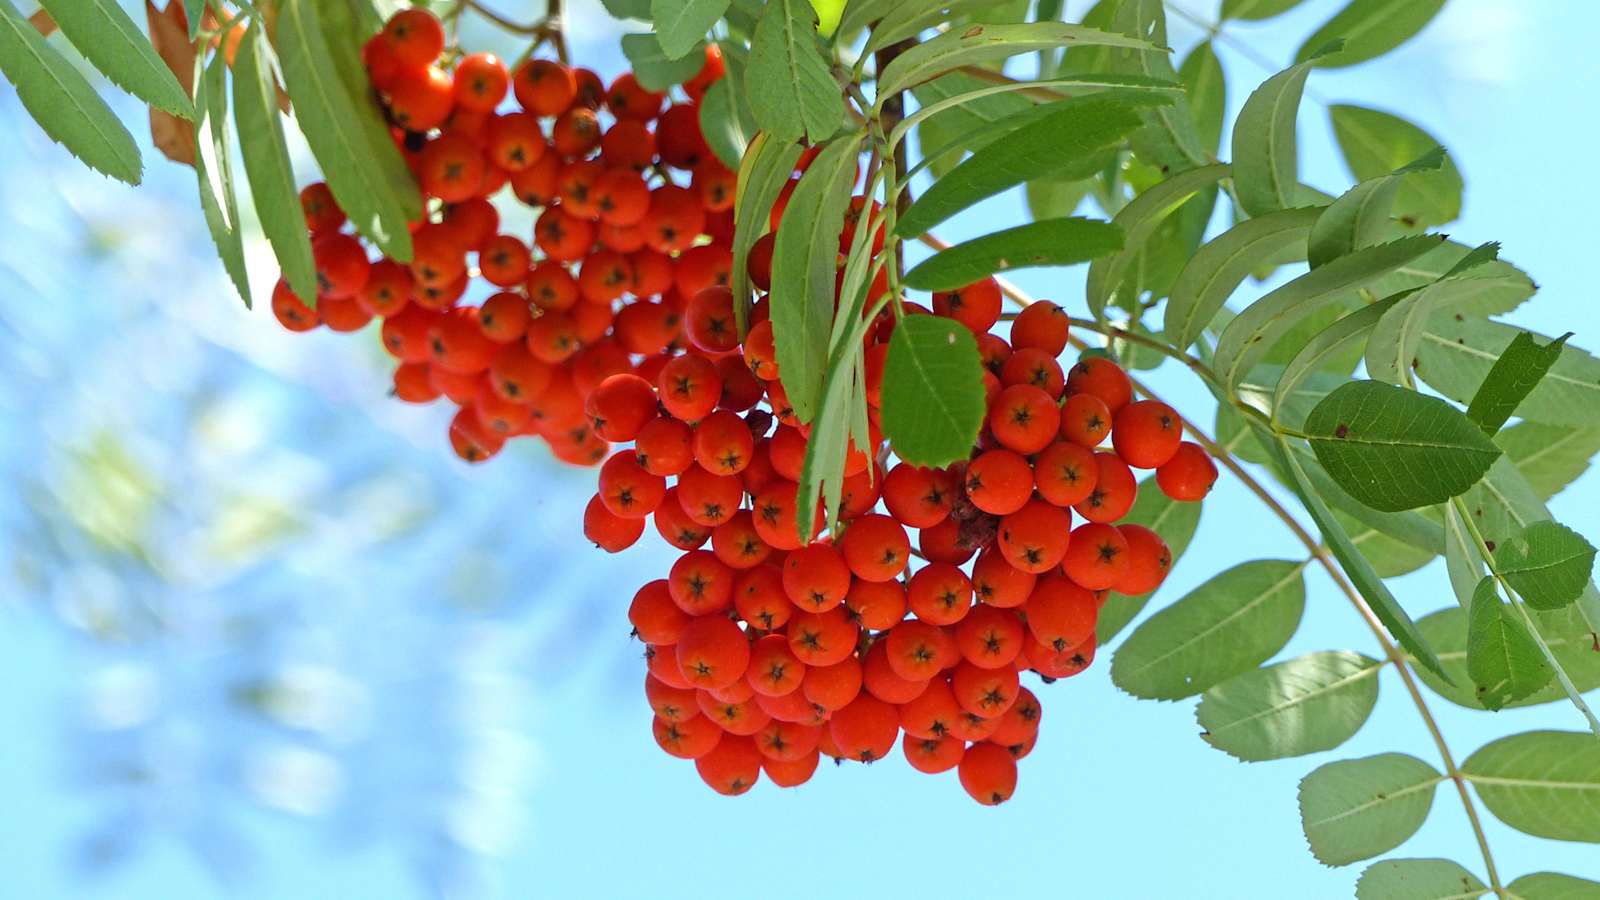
[917, 229, 1506, 896]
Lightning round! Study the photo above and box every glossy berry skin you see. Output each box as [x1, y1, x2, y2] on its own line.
[1113, 400, 1184, 469]
[1157, 441, 1218, 501]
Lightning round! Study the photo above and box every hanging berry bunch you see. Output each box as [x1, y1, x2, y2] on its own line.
[608, 240, 1218, 801]
[270, 7, 733, 467]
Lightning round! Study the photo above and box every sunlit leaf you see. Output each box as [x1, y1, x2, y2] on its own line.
[1462, 731, 1600, 843]
[1197, 651, 1381, 761]
[1299, 753, 1442, 866]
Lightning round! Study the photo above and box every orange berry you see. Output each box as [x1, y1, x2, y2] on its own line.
[645, 673, 699, 723]
[1009, 300, 1069, 355]
[747, 633, 807, 697]
[513, 59, 576, 116]
[657, 353, 723, 422]
[733, 565, 790, 632]
[754, 719, 820, 762]
[1074, 452, 1138, 523]
[1000, 347, 1066, 397]
[382, 9, 444, 68]
[964, 449, 1033, 515]
[786, 606, 858, 667]
[693, 409, 755, 475]
[1060, 522, 1130, 590]
[300, 182, 345, 233]
[685, 286, 740, 353]
[655, 104, 711, 169]
[763, 748, 820, 787]
[634, 416, 695, 477]
[932, 278, 1002, 334]
[1113, 524, 1172, 595]
[918, 516, 977, 566]
[653, 713, 722, 759]
[271, 279, 319, 332]
[882, 464, 956, 529]
[906, 563, 974, 626]
[1066, 355, 1133, 413]
[837, 514, 910, 583]
[1024, 575, 1098, 652]
[1032, 440, 1098, 508]
[312, 232, 370, 299]
[828, 694, 899, 763]
[477, 291, 531, 343]
[953, 605, 1025, 669]
[711, 510, 773, 570]
[1113, 399, 1184, 469]
[675, 614, 750, 690]
[654, 490, 711, 550]
[844, 577, 907, 631]
[884, 619, 954, 682]
[605, 73, 665, 121]
[903, 734, 964, 774]
[676, 463, 744, 527]
[387, 66, 454, 132]
[751, 480, 821, 551]
[391, 361, 439, 403]
[585, 492, 645, 551]
[783, 543, 853, 612]
[551, 106, 601, 157]
[988, 686, 1042, 751]
[695, 733, 762, 795]
[959, 741, 1018, 805]
[998, 499, 1072, 574]
[1156, 440, 1217, 501]
[950, 660, 1019, 718]
[971, 549, 1037, 609]
[1059, 391, 1112, 447]
[697, 689, 770, 736]
[802, 655, 863, 711]
[668, 549, 736, 616]
[453, 52, 509, 111]
[861, 639, 929, 704]
[448, 406, 504, 462]
[899, 677, 963, 739]
[629, 579, 690, 644]
[989, 383, 1060, 454]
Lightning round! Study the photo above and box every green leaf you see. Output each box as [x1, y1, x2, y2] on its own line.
[1110, 559, 1306, 701]
[1276, 439, 1445, 550]
[1096, 474, 1203, 644]
[1177, 40, 1225, 154]
[1343, 510, 1437, 578]
[233, 21, 318, 307]
[1230, 49, 1331, 217]
[622, 33, 707, 90]
[36, 0, 193, 119]
[1086, 163, 1229, 319]
[1417, 318, 1600, 429]
[1495, 422, 1600, 502]
[1197, 650, 1382, 762]
[730, 133, 803, 336]
[0, 0, 141, 184]
[898, 93, 1164, 237]
[1460, 456, 1600, 635]
[1413, 604, 1600, 711]
[1309, 148, 1447, 268]
[193, 52, 250, 306]
[1299, 753, 1443, 867]
[746, 0, 840, 143]
[1102, 0, 1209, 172]
[1467, 577, 1554, 709]
[1363, 240, 1535, 318]
[902, 216, 1123, 291]
[1506, 873, 1600, 900]
[1221, 0, 1305, 20]
[1275, 294, 1401, 422]
[1025, 174, 1093, 221]
[653, 0, 731, 59]
[1495, 522, 1597, 612]
[1365, 253, 1535, 388]
[770, 133, 862, 423]
[880, 316, 987, 468]
[1355, 859, 1487, 900]
[1330, 104, 1462, 227]
[699, 49, 757, 169]
[1296, 0, 1447, 70]
[1162, 206, 1323, 350]
[1274, 435, 1450, 679]
[1467, 331, 1576, 436]
[865, 0, 1014, 54]
[279, 0, 416, 261]
[1214, 235, 1445, 390]
[876, 21, 1159, 100]
[1303, 379, 1502, 512]
[1462, 730, 1600, 843]
[601, 0, 652, 19]
[797, 343, 860, 537]
[1445, 502, 1485, 609]
[184, 0, 205, 40]
[810, 0, 845, 37]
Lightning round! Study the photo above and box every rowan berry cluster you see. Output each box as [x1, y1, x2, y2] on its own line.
[269, 7, 734, 466]
[614, 234, 1220, 802]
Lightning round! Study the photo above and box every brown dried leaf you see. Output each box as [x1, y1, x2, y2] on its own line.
[145, 1, 199, 166]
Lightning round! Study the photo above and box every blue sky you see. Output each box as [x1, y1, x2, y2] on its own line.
[1, 1, 1596, 898]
